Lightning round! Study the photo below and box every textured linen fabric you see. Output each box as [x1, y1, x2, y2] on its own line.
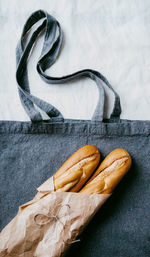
[0, 120, 150, 257]
[0, 0, 150, 121]
[0, 5, 150, 257]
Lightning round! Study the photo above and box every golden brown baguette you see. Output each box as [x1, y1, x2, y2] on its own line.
[80, 148, 132, 194]
[53, 145, 100, 192]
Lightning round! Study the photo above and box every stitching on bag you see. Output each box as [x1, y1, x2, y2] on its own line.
[0, 132, 150, 137]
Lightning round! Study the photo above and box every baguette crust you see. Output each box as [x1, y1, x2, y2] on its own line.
[54, 145, 100, 192]
[80, 148, 132, 194]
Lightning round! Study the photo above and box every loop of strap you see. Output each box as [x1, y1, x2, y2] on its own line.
[16, 9, 121, 122]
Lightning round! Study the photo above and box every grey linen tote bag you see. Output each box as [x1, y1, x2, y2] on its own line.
[0, 10, 150, 257]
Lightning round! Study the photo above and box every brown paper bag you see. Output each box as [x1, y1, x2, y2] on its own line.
[0, 177, 110, 257]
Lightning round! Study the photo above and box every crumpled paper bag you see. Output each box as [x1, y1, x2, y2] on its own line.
[0, 177, 110, 257]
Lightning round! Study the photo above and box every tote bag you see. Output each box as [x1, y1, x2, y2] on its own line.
[0, 10, 150, 257]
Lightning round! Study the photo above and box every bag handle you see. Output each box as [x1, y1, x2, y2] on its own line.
[16, 10, 121, 122]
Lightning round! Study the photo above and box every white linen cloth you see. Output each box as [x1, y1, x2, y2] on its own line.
[0, 0, 150, 121]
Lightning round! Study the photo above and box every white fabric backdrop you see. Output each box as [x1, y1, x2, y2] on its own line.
[0, 0, 150, 121]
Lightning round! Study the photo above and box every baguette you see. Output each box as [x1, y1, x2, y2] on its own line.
[54, 145, 100, 192]
[80, 148, 132, 194]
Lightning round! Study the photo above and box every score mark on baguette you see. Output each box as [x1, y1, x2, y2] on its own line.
[80, 148, 132, 194]
[54, 145, 100, 192]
